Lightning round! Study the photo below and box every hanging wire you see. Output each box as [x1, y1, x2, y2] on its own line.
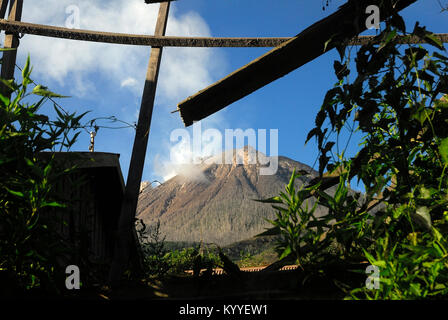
[14, 62, 137, 134]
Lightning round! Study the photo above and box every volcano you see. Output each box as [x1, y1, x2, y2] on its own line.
[137, 146, 329, 245]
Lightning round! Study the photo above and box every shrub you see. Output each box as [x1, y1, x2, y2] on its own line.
[263, 18, 448, 299]
[0, 56, 88, 295]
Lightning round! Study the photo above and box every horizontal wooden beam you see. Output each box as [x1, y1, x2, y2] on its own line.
[176, 0, 420, 126]
[0, 19, 290, 47]
[1, 19, 446, 48]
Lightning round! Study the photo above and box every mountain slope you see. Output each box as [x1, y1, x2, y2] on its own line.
[137, 146, 329, 245]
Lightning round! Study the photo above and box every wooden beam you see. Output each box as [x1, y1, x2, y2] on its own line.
[1, 0, 22, 97]
[0, 0, 9, 19]
[1, 19, 446, 48]
[108, 2, 170, 286]
[176, 0, 419, 127]
[0, 19, 289, 47]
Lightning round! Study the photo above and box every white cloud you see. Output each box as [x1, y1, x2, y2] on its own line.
[13, 0, 228, 182]
[120, 77, 138, 89]
[18, 0, 224, 103]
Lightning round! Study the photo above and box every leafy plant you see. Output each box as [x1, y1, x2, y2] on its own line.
[263, 15, 448, 299]
[258, 169, 328, 267]
[0, 56, 89, 295]
[137, 219, 171, 277]
[137, 219, 221, 277]
[310, 19, 448, 299]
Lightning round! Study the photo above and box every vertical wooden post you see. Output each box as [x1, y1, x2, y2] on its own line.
[0, 0, 9, 19]
[109, 2, 170, 285]
[1, 0, 23, 97]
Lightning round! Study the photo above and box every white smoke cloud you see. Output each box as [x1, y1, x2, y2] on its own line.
[154, 127, 217, 183]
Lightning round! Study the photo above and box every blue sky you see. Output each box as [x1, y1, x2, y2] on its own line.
[7, 0, 448, 185]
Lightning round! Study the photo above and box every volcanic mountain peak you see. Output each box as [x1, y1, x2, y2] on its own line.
[202, 145, 270, 167]
[137, 148, 322, 245]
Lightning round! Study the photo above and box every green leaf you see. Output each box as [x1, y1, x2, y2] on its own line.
[22, 55, 30, 79]
[25, 250, 35, 257]
[6, 188, 24, 198]
[410, 283, 422, 296]
[286, 169, 296, 195]
[279, 246, 292, 260]
[43, 162, 52, 177]
[432, 242, 444, 258]
[378, 29, 397, 52]
[0, 78, 19, 91]
[380, 278, 393, 286]
[424, 33, 444, 50]
[413, 22, 444, 50]
[21, 55, 33, 87]
[254, 196, 283, 204]
[306, 127, 321, 144]
[439, 138, 448, 165]
[334, 176, 348, 205]
[323, 35, 334, 53]
[431, 227, 444, 243]
[0, 93, 10, 107]
[41, 201, 66, 208]
[435, 99, 448, 110]
[374, 260, 386, 268]
[363, 249, 376, 265]
[32, 85, 68, 98]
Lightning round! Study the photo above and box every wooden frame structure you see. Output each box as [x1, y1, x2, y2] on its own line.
[2, 18, 447, 48]
[1, 0, 445, 285]
[0, 0, 22, 97]
[176, 0, 423, 126]
[108, 1, 170, 285]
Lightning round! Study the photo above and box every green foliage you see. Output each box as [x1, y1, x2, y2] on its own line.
[0, 56, 88, 294]
[349, 229, 448, 299]
[258, 170, 326, 266]
[264, 19, 448, 299]
[238, 250, 255, 268]
[137, 219, 221, 278]
[138, 219, 170, 277]
[167, 246, 220, 276]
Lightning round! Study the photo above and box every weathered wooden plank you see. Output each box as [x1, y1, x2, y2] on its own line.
[109, 2, 170, 286]
[176, 0, 419, 127]
[0, 19, 290, 47]
[351, 34, 448, 46]
[1, 19, 446, 48]
[1, 0, 22, 97]
[0, 0, 9, 19]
